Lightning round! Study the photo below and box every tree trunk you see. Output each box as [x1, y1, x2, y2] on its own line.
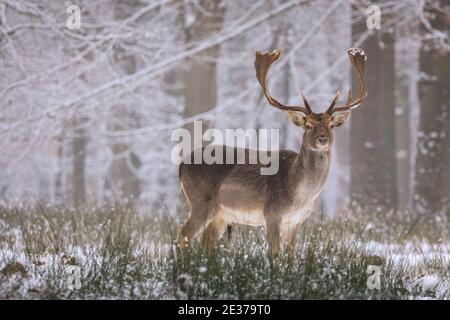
[414, 0, 450, 214]
[54, 129, 65, 203]
[183, 0, 226, 138]
[72, 116, 86, 207]
[350, 5, 397, 211]
[394, 20, 418, 211]
[445, 113, 450, 210]
[107, 0, 142, 202]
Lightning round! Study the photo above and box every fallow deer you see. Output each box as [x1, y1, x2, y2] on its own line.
[178, 48, 367, 256]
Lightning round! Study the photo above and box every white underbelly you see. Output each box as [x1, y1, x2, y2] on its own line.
[219, 205, 265, 227]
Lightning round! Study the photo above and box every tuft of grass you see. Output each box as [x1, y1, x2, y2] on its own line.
[0, 203, 448, 299]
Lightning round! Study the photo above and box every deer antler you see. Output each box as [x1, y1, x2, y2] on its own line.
[327, 48, 367, 114]
[255, 49, 312, 114]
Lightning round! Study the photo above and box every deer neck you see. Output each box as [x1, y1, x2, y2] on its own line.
[291, 138, 331, 198]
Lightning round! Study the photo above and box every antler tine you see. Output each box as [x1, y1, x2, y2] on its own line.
[255, 49, 311, 114]
[329, 48, 368, 114]
[301, 92, 313, 114]
[325, 91, 340, 114]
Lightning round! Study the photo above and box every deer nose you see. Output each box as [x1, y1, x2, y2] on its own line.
[317, 135, 328, 145]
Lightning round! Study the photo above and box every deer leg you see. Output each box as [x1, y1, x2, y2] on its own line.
[282, 223, 300, 260]
[179, 200, 216, 249]
[202, 217, 226, 252]
[266, 221, 281, 259]
[225, 225, 233, 247]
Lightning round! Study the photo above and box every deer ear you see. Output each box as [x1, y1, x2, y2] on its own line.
[331, 111, 350, 127]
[287, 111, 306, 127]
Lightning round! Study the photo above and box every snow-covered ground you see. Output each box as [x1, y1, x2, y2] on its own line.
[358, 240, 450, 299]
[1, 239, 448, 299]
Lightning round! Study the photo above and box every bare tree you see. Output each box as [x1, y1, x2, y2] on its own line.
[414, 0, 450, 214]
[107, 0, 142, 202]
[394, 19, 419, 211]
[72, 115, 87, 206]
[182, 0, 226, 136]
[53, 129, 65, 202]
[350, 2, 398, 210]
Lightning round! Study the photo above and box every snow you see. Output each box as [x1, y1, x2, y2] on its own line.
[416, 275, 440, 292]
[364, 141, 375, 149]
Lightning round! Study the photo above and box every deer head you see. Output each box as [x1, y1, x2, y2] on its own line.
[255, 47, 367, 152]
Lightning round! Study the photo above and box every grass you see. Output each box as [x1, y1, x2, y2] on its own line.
[0, 202, 448, 299]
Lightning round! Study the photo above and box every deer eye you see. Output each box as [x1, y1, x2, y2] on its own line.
[305, 123, 313, 130]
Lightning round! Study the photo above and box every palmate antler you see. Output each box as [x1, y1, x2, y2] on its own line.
[326, 48, 367, 114]
[255, 48, 367, 115]
[254, 49, 312, 114]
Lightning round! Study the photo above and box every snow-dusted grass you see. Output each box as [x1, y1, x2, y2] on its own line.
[0, 204, 448, 299]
